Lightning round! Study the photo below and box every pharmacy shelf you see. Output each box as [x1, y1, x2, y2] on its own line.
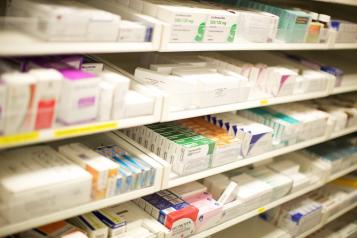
[296, 202, 357, 238]
[117, 125, 357, 189]
[166, 126, 357, 188]
[0, 186, 159, 237]
[159, 39, 357, 52]
[2, 33, 357, 55]
[0, 80, 163, 150]
[0, 134, 165, 237]
[190, 164, 357, 238]
[161, 90, 329, 122]
[331, 84, 357, 94]
[0, 116, 153, 150]
[3, 79, 353, 151]
[328, 125, 357, 140]
[0, 3, 163, 56]
[166, 135, 327, 188]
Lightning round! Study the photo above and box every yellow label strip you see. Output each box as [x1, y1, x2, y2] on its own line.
[257, 207, 266, 214]
[0, 131, 39, 147]
[259, 99, 269, 106]
[54, 122, 119, 138]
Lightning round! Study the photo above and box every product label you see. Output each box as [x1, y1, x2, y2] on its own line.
[260, 99, 269, 105]
[257, 207, 266, 214]
[295, 17, 309, 25]
[227, 24, 237, 42]
[195, 22, 206, 42]
[78, 97, 96, 108]
[170, 218, 195, 238]
[35, 99, 56, 130]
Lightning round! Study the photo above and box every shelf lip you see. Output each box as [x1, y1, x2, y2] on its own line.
[313, 0, 357, 6]
[0, 32, 356, 55]
[0, 185, 159, 237]
[190, 164, 357, 238]
[0, 38, 158, 56]
[166, 126, 357, 188]
[159, 42, 331, 52]
[331, 84, 357, 95]
[3, 86, 356, 150]
[159, 43, 357, 52]
[0, 114, 158, 150]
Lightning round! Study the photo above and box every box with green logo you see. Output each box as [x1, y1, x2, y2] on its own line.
[170, 135, 215, 175]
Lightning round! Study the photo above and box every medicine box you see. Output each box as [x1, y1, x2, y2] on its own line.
[28, 68, 63, 130]
[95, 144, 156, 193]
[100, 70, 130, 120]
[57, 69, 100, 125]
[17, 221, 88, 238]
[209, 113, 273, 157]
[247, 166, 293, 201]
[237, 0, 311, 43]
[231, 173, 273, 208]
[93, 203, 143, 237]
[129, 122, 215, 175]
[186, 195, 223, 232]
[170, 181, 207, 200]
[264, 198, 322, 236]
[68, 212, 109, 238]
[1, 72, 37, 135]
[94, 201, 163, 238]
[58, 143, 119, 200]
[7, 0, 121, 42]
[178, 118, 241, 167]
[118, 20, 148, 42]
[122, 90, 154, 118]
[135, 190, 198, 237]
[156, 5, 208, 43]
[233, 9, 279, 43]
[0, 146, 92, 223]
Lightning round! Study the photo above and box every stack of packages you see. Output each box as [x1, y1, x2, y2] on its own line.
[262, 172, 356, 237]
[307, 94, 357, 133]
[132, 154, 329, 236]
[134, 181, 222, 236]
[296, 135, 357, 176]
[17, 202, 163, 238]
[135, 53, 251, 111]
[0, 146, 93, 224]
[134, 52, 333, 112]
[232, 0, 312, 43]
[59, 142, 156, 196]
[230, 0, 357, 43]
[326, 173, 357, 209]
[7, 0, 151, 42]
[262, 197, 323, 237]
[118, 0, 279, 43]
[17, 221, 89, 238]
[307, 175, 356, 223]
[123, 117, 242, 175]
[0, 140, 156, 224]
[0, 55, 156, 136]
[238, 103, 329, 147]
[206, 112, 273, 157]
